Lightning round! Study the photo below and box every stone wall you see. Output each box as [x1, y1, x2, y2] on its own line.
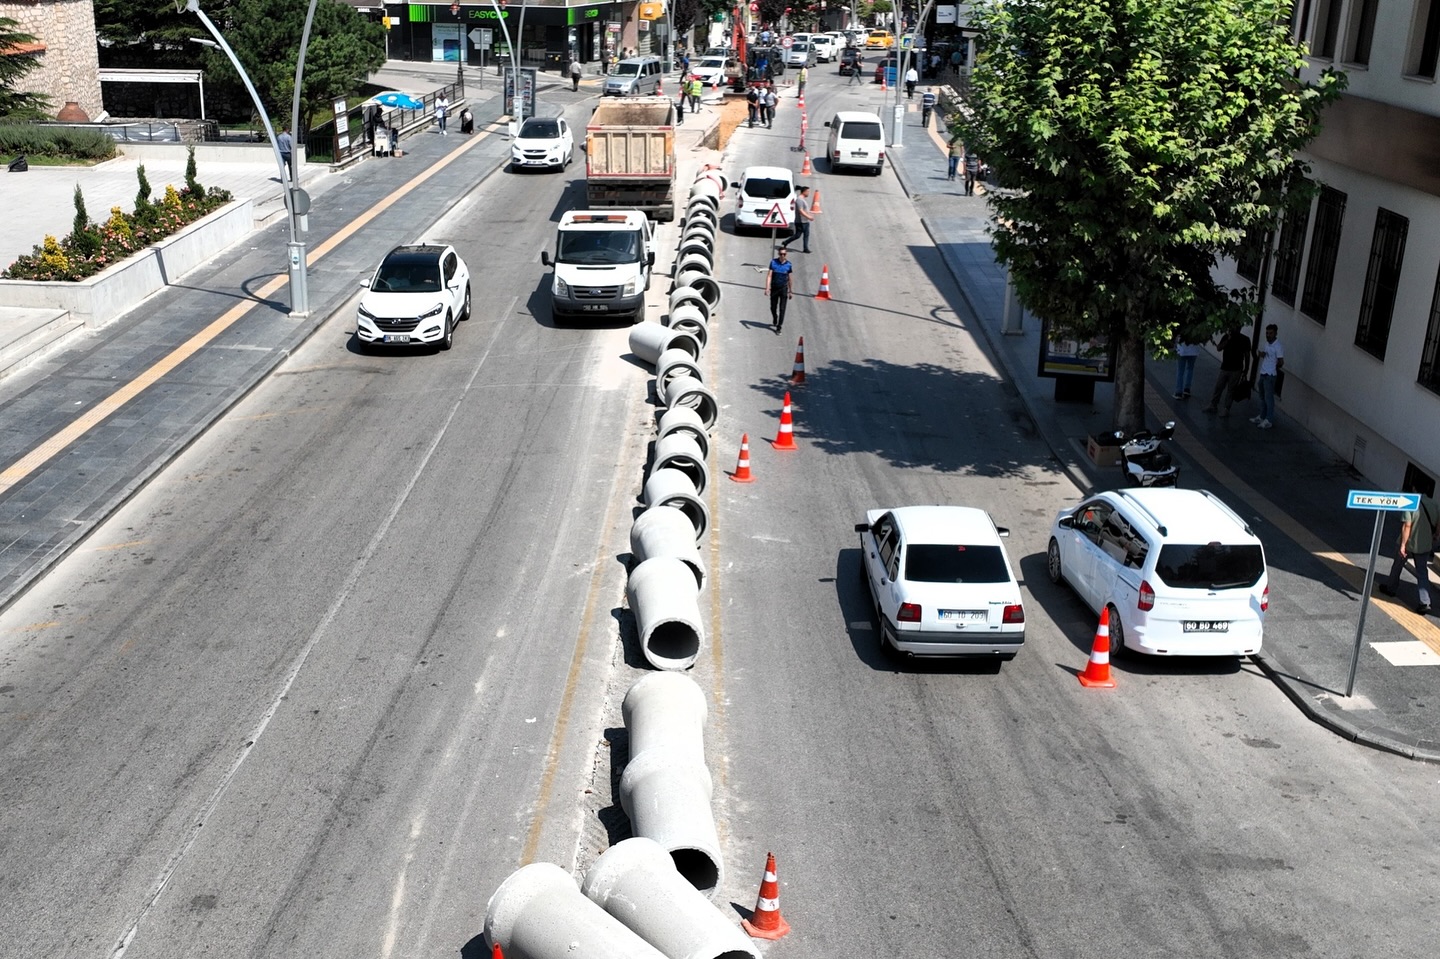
[0, 0, 104, 120]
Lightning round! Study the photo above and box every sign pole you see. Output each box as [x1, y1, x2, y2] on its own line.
[1341, 488, 1420, 697]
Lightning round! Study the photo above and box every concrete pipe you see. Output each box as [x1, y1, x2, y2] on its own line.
[680, 224, 717, 250]
[684, 201, 720, 226]
[617, 747, 722, 894]
[673, 271, 721, 310]
[688, 178, 721, 204]
[663, 376, 718, 433]
[622, 671, 707, 760]
[677, 239, 714, 267]
[692, 168, 729, 193]
[667, 304, 710, 345]
[651, 431, 709, 495]
[583, 838, 759, 959]
[669, 287, 712, 323]
[655, 348, 705, 398]
[677, 252, 713, 278]
[630, 506, 706, 590]
[657, 405, 711, 455]
[485, 862, 669, 959]
[642, 468, 710, 542]
[627, 556, 704, 671]
[628, 322, 702, 366]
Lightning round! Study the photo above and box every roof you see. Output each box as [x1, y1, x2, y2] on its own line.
[832, 111, 883, 123]
[888, 506, 1000, 545]
[1110, 489, 1256, 543]
[740, 165, 793, 180]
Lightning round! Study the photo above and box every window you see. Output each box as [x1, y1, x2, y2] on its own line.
[904, 544, 1010, 584]
[1345, 0, 1378, 64]
[1312, 0, 1342, 58]
[1417, 266, 1440, 394]
[1407, 0, 1440, 78]
[1354, 208, 1408, 360]
[1300, 186, 1347, 324]
[1155, 543, 1266, 590]
[1272, 197, 1311, 305]
[1235, 227, 1267, 283]
[1292, 0, 1315, 41]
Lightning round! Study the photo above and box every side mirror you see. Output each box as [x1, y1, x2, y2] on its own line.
[1057, 516, 1074, 530]
[824, 120, 832, 127]
[1158, 421, 1176, 440]
[646, 251, 656, 266]
[359, 274, 372, 288]
[995, 527, 1010, 538]
[541, 251, 553, 267]
[853, 522, 870, 533]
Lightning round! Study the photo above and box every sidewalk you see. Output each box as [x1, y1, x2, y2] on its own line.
[884, 91, 1440, 762]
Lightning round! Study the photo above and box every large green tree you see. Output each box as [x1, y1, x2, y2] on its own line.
[955, 0, 1343, 433]
[0, 16, 50, 118]
[93, 1, 196, 67]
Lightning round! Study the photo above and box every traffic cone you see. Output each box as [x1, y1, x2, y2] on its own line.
[815, 264, 832, 300]
[730, 433, 755, 482]
[741, 852, 791, 940]
[491, 942, 503, 959]
[771, 392, 798, 450]
[881, 72, 887, 91]
[790, 336, 806, 384]
[1078, 607, 1117, 688]
[798, 93, 805, 109]
[800, 151, 812, 176]
[811, 188, 823, 213]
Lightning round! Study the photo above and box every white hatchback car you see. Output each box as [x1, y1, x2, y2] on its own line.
[356, 243, 471, 351]
[690, 56, 729, 88]
[511, 117, 573, 171]
[1047, 488, 1268, 656]
[810, 34, 836, 62]
[856, 506, 1026, 660]
[733, 165, 796, 233]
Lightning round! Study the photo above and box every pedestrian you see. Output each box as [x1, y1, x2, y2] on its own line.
[947, 132, 963, 181]
[1173, 336, 1200, 399]
[569, 57, 583, 92]
[849, 52, 864, 84]
[1249, 322, 1284, 429]
[766, 86, 779, 127]
[388, 118, 399, 156]
[1203, 325, 1250, 417]
[435, 93, 449, 135]
[921, 90, 936, 127]
[276, 127, 293, 177]
[929, 52, 942, 78]
[963, 151, 980, 194]
[765, 247, 793, 333]
[950, 48, 963, 77]
[746, 85, 760, 127]
[676, 88, 685, 123]
[781, 185, 815, 254]
[680, 52, 690, 74]
[796, 65, 807, 97]
[904, 64, 918, 99]
[688, 75, 702, 112]
[1378, 481, 1438, 615]
[459, 107, 474, 134]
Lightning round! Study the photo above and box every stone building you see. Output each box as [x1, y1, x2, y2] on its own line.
[0, 0, 102, 120]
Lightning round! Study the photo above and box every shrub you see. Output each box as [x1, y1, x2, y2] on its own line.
[68, 184, 101, 258]
[0, 124, 116, 161]
[184, 146, 202, 196]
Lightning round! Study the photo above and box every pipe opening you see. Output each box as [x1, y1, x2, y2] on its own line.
[655, 453, 705, 493]
[657, 494, 708, 539]
[668, 389, 717, 431]
[646, 620, 702, 666]
[671, 847, 720, 894]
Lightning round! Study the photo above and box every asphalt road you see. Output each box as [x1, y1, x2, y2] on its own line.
[1, 69, 1437, 959]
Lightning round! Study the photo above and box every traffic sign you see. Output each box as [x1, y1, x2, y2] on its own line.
[782, 36, 794, 47]
[762, 203, 789, 228]
[1345, 490, 1421, 511]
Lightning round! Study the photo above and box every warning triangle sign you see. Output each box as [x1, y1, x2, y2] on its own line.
[762, 202, 789, 229]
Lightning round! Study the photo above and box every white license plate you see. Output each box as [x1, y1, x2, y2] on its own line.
[1183, 620, 1229, 633]
[383, 334, 411, 344]
[940, 609, 987, 623]
[581, 304, 609, 311]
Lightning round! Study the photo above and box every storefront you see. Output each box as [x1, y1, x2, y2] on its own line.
[383, 2, 621, 69]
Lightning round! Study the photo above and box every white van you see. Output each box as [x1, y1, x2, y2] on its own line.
[541, 211, 655, 324]
[825, 111, 885, 175]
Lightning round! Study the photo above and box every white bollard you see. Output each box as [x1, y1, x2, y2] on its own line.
[626, 556, 704, 670]
[485, 862, 668, 959]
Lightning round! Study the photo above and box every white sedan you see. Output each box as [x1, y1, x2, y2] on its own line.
[855, 506, 1026, 661]
[355, 243, 471, 351]
[510, 117, 573, 171]
[689, 56, 729, 88]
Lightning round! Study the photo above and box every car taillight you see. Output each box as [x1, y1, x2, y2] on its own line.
[1261, 584, 1269, 612]
[1003, 604, 1024, 624]
[1138, 580, 1155, 611]
[898, 602, 921, 622]
[877, 150, 885, 162]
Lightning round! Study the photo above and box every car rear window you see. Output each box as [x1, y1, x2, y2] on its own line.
[743, 177, 792, 199]
[840, 121, 882, 140]
[1155, 543, 1265, 589]
[905, 544, 1010, 584]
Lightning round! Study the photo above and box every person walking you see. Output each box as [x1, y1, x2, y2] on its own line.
[569, 57, 583, 92]
[276, 128, 293, 178]
[746, 85, 760, 127]
[1204, 326, 1250, 416]
[763, 86, 777, 128]
[1250, 323, 1284, 429]
[947, 133, 964, 181]
[688, 75, 702, 112]
[765, 247, 794, 333]
[435, 93, 449, 135]
[963, 151, 980, 195]
[849, 52, 865, 84]
[904, 64, 918, 99]
[780, 186, 816, 254]
[1173, 337, 1200, 399]
[1378, 482, 1438, 615]
[796, 65, 808, 97]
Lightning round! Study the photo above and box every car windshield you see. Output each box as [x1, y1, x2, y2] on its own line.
[519, 119, 560, 139]
[373, 255, 441, 293]
[843, 122, 883, 140]
[743, 177, 792, 199]
[1155, 543, 1265, 589]
[793, 43, 809, 51]
[557, 230, 640, 265]
[904, 544, 1011, 584]
[700, 58, 725, 68]
[616, 62, 640, 76]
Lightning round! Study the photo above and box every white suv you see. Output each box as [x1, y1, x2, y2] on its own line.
[1047, 488, 1268, 657]
[734, 165, 796, 232]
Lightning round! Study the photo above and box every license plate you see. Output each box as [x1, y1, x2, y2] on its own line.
[582, 304, 609, 311]
[940, 609, 987, 623]
[1183, 620, 1229, 633]
[383, 334, 411, 344]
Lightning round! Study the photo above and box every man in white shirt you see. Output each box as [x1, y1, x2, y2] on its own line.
[1250, 323, 1284, 429]
[904, 64, 918, 99]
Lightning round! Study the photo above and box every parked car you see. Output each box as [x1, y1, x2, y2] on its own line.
[1047, 488, 1268, 657]
[783, 41, 817, 69]
[865, 29, 895, 48]
[855, 506, 1025, 661]
[874, 54, 900, 85]
[733, 165, 796, 232]
[810, 34, 837, 62]
[355, 244, 471, 351]
[510, 117, 573, 171]
[690, 55, 729, 88]
[838, 47, 863, 76]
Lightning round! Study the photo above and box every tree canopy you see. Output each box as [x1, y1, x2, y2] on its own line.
[0, 16, 50, 118]
[955, 0, 1343, 432]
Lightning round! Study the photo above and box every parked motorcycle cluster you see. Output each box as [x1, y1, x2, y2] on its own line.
[1112, 421, 1180, 487]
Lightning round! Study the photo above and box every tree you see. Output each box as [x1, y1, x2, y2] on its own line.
[93, 0, 197, 68]
[0, 16, 50, 118]
[955, 0, 1344, 433]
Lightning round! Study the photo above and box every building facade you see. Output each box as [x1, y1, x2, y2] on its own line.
[0, 0, 102, 119]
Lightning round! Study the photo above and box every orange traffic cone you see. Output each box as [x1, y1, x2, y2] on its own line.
[1078, 607, 1118, 688]
[491, 942, 504, 959]
[800, 151, 812, 176]
[798, 93, 806, 109]
[815, 264, 832, 300]
[730, 433, 755, 482]
[790, 336, 806, 384]
[741, 852, 791, 941]
[771, 392, 798, 450]
[811, 189, 823, 213]
[881, 71, 887, 92]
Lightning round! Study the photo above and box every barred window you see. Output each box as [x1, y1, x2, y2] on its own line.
[1418, 266, 1440, 395]
[1346, 0, 1378, 65]
[1354, 208, 1408, 361]
[1235, 228, 1266, 283]
[1272, 198, 1311, 306]
[1301, 186, 1346, 324]
[1407, 0, 1440, 78]
[1312, 0, 1342, 58]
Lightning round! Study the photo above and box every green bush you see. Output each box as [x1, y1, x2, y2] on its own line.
[0, 123, 115, 161]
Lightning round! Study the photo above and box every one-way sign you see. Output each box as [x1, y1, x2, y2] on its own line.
[1346, 490, 1421, 511]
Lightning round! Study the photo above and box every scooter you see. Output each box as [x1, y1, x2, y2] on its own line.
[1112, 421, 1180, 487]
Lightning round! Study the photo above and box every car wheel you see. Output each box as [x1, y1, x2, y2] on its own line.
[460, 284, 472, 321]
[1107, 605, 1127, 657]
[439, 312, 454, 351]
[1047, 537, 1064, 584]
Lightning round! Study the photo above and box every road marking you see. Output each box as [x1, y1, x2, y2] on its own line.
[0, 124, 500, 499]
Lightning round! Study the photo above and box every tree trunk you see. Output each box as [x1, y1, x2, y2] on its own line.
[1112, 321, 1147, 436]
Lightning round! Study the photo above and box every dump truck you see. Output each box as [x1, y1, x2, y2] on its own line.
[585, 97, 677, 221]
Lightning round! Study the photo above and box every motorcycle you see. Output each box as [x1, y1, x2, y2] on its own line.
[1112, 421, 1180, 487]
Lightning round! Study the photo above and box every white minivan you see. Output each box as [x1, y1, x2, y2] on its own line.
[825, 111, 885, 175]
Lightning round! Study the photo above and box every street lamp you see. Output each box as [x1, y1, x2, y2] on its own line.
[451, 3, 465, 92]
